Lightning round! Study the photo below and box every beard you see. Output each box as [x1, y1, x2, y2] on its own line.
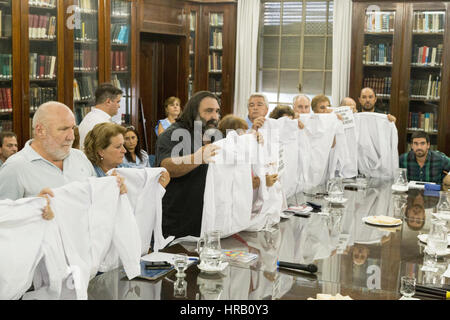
[42, 136, 73, 161]
[414, 149, 426, 158]
[362, 103, 374, 111]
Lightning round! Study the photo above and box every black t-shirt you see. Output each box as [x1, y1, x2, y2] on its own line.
[156, 121, 208, 238]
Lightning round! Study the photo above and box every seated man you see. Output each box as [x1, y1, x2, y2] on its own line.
[399, 131, 450, 185]
[0, 131, 18, 167]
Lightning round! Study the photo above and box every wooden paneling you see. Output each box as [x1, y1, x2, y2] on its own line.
[12, 0, 23, 146]
[139, 0, 186, 36]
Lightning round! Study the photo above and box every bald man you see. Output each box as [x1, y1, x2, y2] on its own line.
[359, 88, 396, 123]
[0, 101, 97, 200]
[293, 94, 311, 118]
[340, 97, 357, 113]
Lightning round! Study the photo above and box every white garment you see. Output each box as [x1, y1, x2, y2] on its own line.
[112, 168, 173, 253]
[0, 141, 96, 200]
[202, 132, 256, 237]
[298, 114, 345, 189]
[0, 197, 67, 300]
[26, 177, 141, 300]
[78, 107, 112, 150]
[355, 112, 399, 178]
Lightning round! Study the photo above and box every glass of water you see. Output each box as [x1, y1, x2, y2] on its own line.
[356, 174, 368, 189]
[400, 276, 416, 299]
[174, 253, 188, 278]
[173, 277, 187, 298]
[426, 218, 448, 257]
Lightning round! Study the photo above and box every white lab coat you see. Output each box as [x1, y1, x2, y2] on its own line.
[355, 112, 399, 178]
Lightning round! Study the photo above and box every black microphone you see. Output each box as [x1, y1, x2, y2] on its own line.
[277, 261, 318, 273]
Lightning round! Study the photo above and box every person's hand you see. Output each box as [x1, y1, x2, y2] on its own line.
[111, 170, 127, 195]
[38, 188, 54, 220]
[387, 114, 396, 123]
[297, 119, 305, 130]
[252, 176, 260, 190]
[336, 113, 344, 121]
[252, 131, 264, 145]
[159, 170, 170, 188]
[265, 174, 278, 187]
[252, 116, 266, 131]
[195, 144, 220, 164]
[443, 172, 450, 189]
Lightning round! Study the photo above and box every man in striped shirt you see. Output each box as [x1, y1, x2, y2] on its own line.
[399, 131, 450, 185]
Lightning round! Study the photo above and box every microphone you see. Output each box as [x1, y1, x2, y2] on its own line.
[277, 261, 318, 274]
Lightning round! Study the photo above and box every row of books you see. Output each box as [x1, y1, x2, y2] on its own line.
[189, 37, 196, 54]
[0, 10, 12, 37]
[0, 120, 13, 132]
[73, 76, 97, 102]
[75, 21, 98, 42]
[29, 0, 56, 9]
[111, 50, 128, 72]
[208, 52, 222, 72]
[210, 13, 223, 27]
[111, 0, 130, 17]
[74, 0, 97, 14]
[29, 53, 56, 80]
[111, 75, 129, 93]
[363, 43, 393, 65]
[208, 77, 222, 95]
[74, 49, 98, 72]
[209, 30, 222, 49]
[74, 105, 92, 125]
[28, 14, 57, 40]
[0, 54, 12, 80]
[410, 75, 441, 100]
[413, 12, 445, 33]
[0, 87, 12, 112]
[411, 44, 443, 66]
[29, 86, 56, 112]
[365, 12, 394, 33]
[363, 76, 392, 96]
[111, 24, 129, 45]
[408, 112, 438, 133]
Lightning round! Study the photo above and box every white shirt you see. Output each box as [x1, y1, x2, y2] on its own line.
[0, 141, 96, 200]
[355, 112, 399, 178]
[78, 107, 112, 150]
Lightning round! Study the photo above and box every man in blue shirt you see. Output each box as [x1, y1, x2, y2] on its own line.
[399, 131, 450, 185]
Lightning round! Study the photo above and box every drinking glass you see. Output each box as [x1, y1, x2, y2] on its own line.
[174, 253, 188, 278]
[173, 277, 187, 298]
[400, 276, 416, 299]
[435, 191, 450, 222]
[197, 230, 223, 269]
[356, 173, 368, 189]
[327, 178, 344, 201]
[426, 218, 448, 257]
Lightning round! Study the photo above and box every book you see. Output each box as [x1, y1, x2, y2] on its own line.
[222, 250, 258, 264]
[136, 260, 174, 281]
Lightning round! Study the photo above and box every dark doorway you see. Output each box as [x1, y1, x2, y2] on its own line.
[139, 33, 187, 156]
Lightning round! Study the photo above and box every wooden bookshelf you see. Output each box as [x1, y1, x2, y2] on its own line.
[351, 1, 450, 155]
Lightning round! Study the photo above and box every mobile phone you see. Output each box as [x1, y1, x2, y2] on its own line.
[144, 261, 172, 270]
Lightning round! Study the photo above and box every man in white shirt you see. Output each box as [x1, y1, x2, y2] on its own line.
[0, 131, 18, 167]
[78, 83, 123, 149]
[0, 102, 99, 200]
[293, 94, 312, 117]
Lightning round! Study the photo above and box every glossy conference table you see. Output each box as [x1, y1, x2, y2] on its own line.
[88, 179, 449, 300]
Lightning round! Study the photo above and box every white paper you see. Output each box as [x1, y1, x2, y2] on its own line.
[331, 107, 355, 129]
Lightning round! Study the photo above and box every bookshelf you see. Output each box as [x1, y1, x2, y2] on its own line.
[109, 0, 131, 126]
[406, 9, 445, 151]
[0, 0, 13, 133]
[351, 1, 450, 155]
[362, 9, 397, 113]
[188, 9, 197, 100]
[208, 12, 223, 101]
[72, 0, 99, 125]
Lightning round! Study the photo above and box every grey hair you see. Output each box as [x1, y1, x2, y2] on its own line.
[32, 101, 73, 129]
[340, 97, 355, 106]
[248, 93, 269, 108]
[293, 94, 311, 104]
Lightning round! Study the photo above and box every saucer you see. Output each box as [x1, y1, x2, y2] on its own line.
[197, 261, 229, 273]
[324, 197, 348, 204]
